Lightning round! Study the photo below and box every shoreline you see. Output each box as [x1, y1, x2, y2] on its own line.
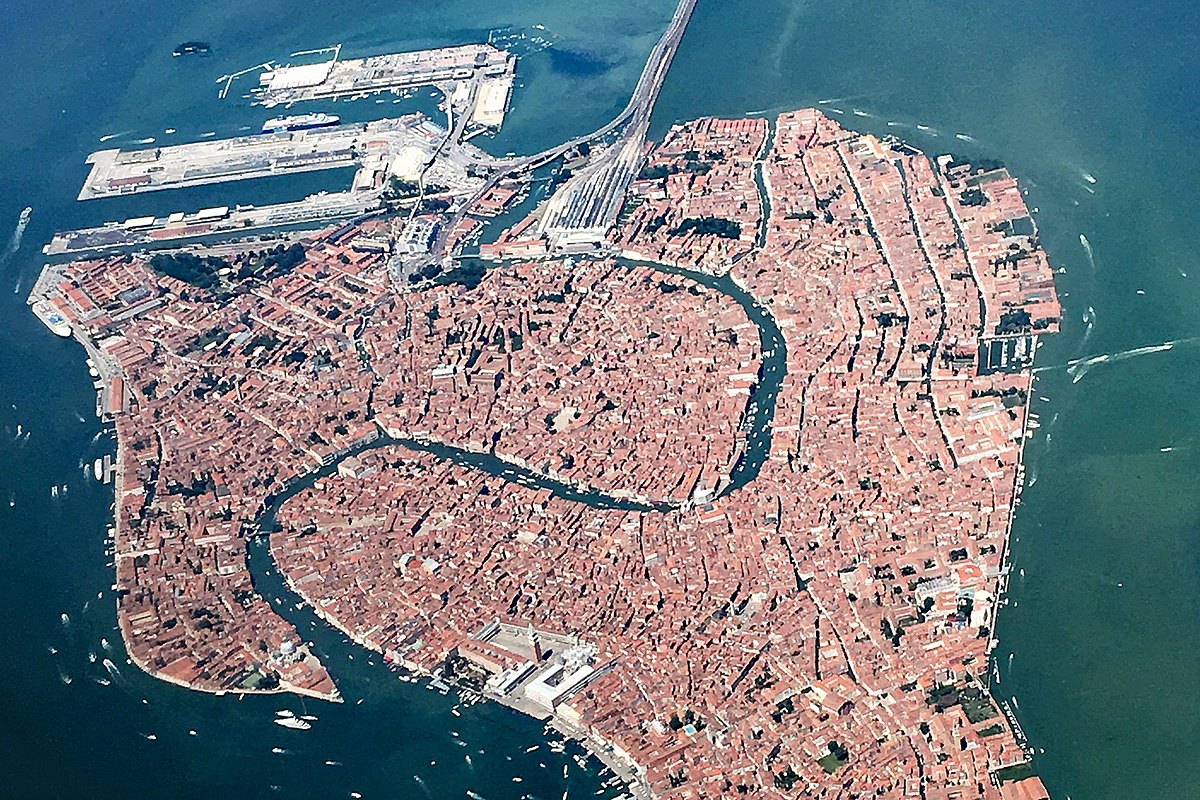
[250, 523, 656, 798]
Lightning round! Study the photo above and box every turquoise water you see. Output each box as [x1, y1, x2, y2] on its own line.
[3, 0, 1200, 797]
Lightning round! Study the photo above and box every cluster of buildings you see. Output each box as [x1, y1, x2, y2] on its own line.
[366, 257, 760, 504]
[35, 105, 1059, 799]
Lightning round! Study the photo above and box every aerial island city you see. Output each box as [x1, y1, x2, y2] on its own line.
[29, 1, 1059, 798]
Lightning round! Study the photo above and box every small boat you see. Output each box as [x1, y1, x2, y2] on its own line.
[143, 733, 157, 741]
[172, 41, 210, 57]
[274, 717, 311, 730]
[275, 710, 295, 718]
[271, 747, 286, 754]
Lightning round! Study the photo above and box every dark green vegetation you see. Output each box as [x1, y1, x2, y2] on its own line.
[148, 243, 307, 296]
[408, 260, 489, 290]
[994, 762, 1038, 784]
[671, 216, 741, 239]
[148, 252, 226, 289]
[817, 741, 850, 774]
[925, 681, 998, 724]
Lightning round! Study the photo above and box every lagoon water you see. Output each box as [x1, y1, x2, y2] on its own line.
[2, 1, 1199, 797]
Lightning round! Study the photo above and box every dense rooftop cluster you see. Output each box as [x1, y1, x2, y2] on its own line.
[366, 259, 760, 503]
[37, 108, 1058, 800]
[36, 220, 752, 701]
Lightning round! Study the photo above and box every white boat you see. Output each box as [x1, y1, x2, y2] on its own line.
[275, 709, 295, 718]
[94, 459, 104, 481]
[274, 717, 311, 730]
[31, 301, 71, 337]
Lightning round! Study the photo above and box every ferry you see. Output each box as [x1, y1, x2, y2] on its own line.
[274, 717, 311, 730]
[261, 113, 340, 134]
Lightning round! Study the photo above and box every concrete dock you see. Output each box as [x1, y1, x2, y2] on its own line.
[44, 192, 381, 258]
[246, 43, 515, 113]
[77, 115, 479, 201]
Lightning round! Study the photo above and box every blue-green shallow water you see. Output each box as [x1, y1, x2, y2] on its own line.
[3, 0, 1200, 798]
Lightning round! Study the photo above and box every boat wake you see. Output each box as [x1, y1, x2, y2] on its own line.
[1063, 339, 1192, 383]
[1079, 233, 1096, 272]
[0, 206, 31, 271]
[1079, 305, 1096, 350]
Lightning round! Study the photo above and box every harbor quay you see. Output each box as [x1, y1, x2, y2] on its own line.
[237, 43, 515, 122]
[76, 115, 486, 201]
[43, 192, 382, 258]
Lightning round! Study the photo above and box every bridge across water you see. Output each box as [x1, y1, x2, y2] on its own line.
[430, 0, 699, 261]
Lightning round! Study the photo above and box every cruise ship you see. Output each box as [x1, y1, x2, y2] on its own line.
[31, 300, 71, 337]
[260, 113, 340, 134]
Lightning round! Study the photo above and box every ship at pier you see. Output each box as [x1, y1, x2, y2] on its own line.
[260, 113, 341, 134]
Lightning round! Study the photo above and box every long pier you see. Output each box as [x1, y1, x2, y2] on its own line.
[76, 116, 466, 201]
[236, 43, 515, 112]
[43, 192, 382, 258]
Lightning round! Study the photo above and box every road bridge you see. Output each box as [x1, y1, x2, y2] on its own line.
[427, 0, 698, 263]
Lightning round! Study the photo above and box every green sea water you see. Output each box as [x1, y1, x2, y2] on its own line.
[1, 1, 1198, 797]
